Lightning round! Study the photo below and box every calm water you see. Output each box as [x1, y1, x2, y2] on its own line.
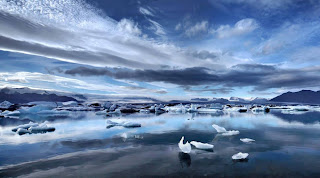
[1, 110, 320, 177]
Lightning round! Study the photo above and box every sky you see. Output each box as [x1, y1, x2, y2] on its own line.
[0, 0, 320, 100]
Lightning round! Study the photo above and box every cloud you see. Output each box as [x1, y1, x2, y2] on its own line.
[212, 18, 259, 38]
[184, 21, 209, 37]
[139, 7, 154, 17]
[256, 22, 320, 56]
[217, 0, 295, 11]
[0, 0, 227, 70]
[63, 64, 320, 92]
[117, 19, 142, 36]
[0, 72, 167, 95]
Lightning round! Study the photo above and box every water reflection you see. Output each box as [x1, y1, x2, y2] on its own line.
[179, 152, 191, 168]
[1, 111, 320, 177]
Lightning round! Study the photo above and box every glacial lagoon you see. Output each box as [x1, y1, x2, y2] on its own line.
[1, 110, 320, 177]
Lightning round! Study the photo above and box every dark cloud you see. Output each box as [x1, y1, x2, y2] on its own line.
[65, 67, 220, 85]
[63, 64, 320, 92]
[188, 50, 218, 60]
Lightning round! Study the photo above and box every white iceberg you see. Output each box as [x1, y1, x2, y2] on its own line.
[197, 108, 221, 113]
[212, 124, 240, 136]
[178, 136, 191, 153]
[12, 122, 39, 132]
[62, 101, 78, 107]
[2, 110, 20, 116]
[96, 110, 107, 115]
[106, 120, 141, 128]
[222, 130, 240, 136]
[29, 123, 55, 133]
[232, 152, 249, 160]
[122, 122, 141, 128]
[17, 128, 31, 135]
[190, 141, 214, 150]
[212, 124, 227, 133]
[240, 138, 255, 143]
[165, 104, 187, 113]
[0, 101, 13, 109]
[107, 109, 121, 114]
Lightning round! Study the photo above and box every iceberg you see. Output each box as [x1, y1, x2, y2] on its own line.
[29, 124, 55, 133]
[212, 124, 227, 133]
[240, 138, 255, 143]
[16, 128, 31, 135]
[2, 110, 20, 116]
[12, 122, 39, 132]
[190, 141, 214, 150]
[197, 108, 221, 113]
[0, 101, 13, 109]
[222, 130, 240, 136]
[96, 110, 107, 115]
[178, 136, 191, 153]
[107, 109, 121, 114]
[212, 124, 239, 136]
[232, 152, 249, 160]
[62, 101, 78, 107]
[106, 120, 141, 128]
[122, 122, 141, 128]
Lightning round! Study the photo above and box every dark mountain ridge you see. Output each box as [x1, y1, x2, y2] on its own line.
[271, 90, 320, 104]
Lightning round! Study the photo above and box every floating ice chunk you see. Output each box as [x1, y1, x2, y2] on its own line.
[2, 110, 20, 116]
[178, 136, 191, 153]
[212, 124, 227, 133]
[62, 101, 78, 107]
[106, 120, 141, 128]
[232, 152, 249, 160]
[197, 108, 221, 113]
[107, 109, 121, 114]
[106, 120, 122, 127]
[212, 124, 239, 136]
[122, 122, 141, 128]
[29, 124, 55, 133]
[96, 110, 107, 115]
[222, 130, 240, 136]
[190, 141, 214, 150]
[187, 104, 197, 112]
[240, 138, 255, 143]
[0, 101, 13, 109]
[16, 128, 31, 135]
[12, 122, 39, 132]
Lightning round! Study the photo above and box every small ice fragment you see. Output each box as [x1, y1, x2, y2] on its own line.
[212, 124, 227, 133]
[96, 110, 107, 115]
[12, 122, 39, 132]
[122, 122, 141, 128]
[190, 141, 214, 150]
[178, 136, 191, 153]
[222, 130, 240, 136]
[29, 124, 55, 133]
[232, 152, 249, 160]
[16, 128, 31, 135]
[240, 138, 255, 143]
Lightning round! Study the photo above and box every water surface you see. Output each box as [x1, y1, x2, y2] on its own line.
[1, 110, 320, 177]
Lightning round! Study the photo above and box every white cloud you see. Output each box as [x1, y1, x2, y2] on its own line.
[117, 19, 142, 36]
[0, 72, 167, 95]
[212, 18, 259, 38]
[185, 21, 209, 37]
[139, 7, 154, 16]
[255, 22, 320, 56]
[0, 0, 229, 71]
[148, 19, 166, 36]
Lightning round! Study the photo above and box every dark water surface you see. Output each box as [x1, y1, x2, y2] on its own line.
[1, 111, 320, 177]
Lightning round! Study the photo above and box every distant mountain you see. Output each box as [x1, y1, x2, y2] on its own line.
[271, 90, 320, 104]
[249, 97, 269, 104]
[0, 87, 78, 104]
